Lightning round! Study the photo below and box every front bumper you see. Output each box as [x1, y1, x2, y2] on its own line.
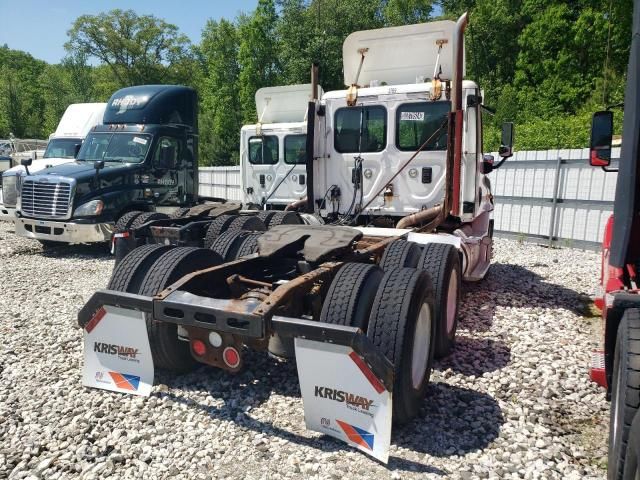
[14, 217, 113, 243]
[0, 205, 16, 221]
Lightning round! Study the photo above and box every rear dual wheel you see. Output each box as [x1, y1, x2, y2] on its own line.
[321, 262, 436, 424]
[107, 245, 223, 371]
[379, 240, 461, 358]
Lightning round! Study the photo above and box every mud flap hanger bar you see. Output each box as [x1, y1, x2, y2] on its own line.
[78, 289, 394, 393]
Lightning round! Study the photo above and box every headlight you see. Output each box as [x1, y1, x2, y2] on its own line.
[74, 199, 104, 217]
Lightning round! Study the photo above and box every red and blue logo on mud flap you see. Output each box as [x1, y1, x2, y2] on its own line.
[108, 372, 141, 391]
[336, 419, 374, 450]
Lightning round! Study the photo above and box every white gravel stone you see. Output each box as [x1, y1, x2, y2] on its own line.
[0, 222, 608, 479]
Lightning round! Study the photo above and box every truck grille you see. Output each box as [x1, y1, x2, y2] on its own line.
[1, 175, 18, 207]
[20, 178, 72, 219]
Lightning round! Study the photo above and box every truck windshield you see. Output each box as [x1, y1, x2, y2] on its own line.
[43, 138, 81, 159]
[77, 133, 152, 163]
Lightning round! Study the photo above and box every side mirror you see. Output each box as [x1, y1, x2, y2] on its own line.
[590, 110, 613, 167]
[74, 144, 81, 158]
[21, 158, 32, 176]
[94, 160, 105, 171]
[498, 122, 514, 158]
[480, 154, 494, 174]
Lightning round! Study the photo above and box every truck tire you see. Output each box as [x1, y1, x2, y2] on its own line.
[108, 244, 174, 293]
[210, 230, 251, 262]
[379, 239, 422, 271]
[609, 309, 640, 480]
[417, 243, 461, 358]
[115, 211, 144, 233]
[232, 232, 263, 259]
[228, 215, 266, 232]
[203, 215, 238, 249]
[265, 211, 302, 228]
[623, 410, 640, 480]
[367, 267, 436, 424]
[320, 263, 384, 330]
[138, 247, 223, 371]
[169, 207, 191, 219]
[130, 212, 169, 229]
[257, 211, 278, 226]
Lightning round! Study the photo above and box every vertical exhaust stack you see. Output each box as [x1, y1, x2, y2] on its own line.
[449, 12, 469, 217]
[305, 63, 319, 213]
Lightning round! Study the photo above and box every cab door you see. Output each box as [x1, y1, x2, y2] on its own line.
[151, 136, 186, 206]
[281, 133, 308, 201]
[244, 134, 281, 207]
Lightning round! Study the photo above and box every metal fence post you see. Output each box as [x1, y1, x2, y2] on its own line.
[548, 156, 563, 247]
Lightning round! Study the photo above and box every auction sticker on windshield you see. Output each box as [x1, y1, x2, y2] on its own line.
[295, 338, 392, 463]
[82, 305, 154, 396]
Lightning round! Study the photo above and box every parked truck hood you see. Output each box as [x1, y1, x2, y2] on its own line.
[2, 157, 76, 177]
[33, 161, 140, 180]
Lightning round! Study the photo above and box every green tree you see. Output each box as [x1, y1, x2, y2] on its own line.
[65, 9, 193, 86]
[199, 19, 243, 165]
[0, 46, 47, 138]
[238, 0, 280, 123]
[382, 0, 435, 25]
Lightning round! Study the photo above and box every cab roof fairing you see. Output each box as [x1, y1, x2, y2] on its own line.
[103, 85, 198, 131]
[342, 20, 463, 89]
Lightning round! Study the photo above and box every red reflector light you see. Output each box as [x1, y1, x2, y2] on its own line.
[192, 339, 206, 356]
[589, 350, 607, 388]
[223, 346, 240, 368]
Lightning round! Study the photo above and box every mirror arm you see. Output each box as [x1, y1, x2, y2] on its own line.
[492, 157, 508, 170]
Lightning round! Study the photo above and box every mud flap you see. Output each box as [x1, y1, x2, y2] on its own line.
[82, 305, 154, 396]
[294, 338, 392, 463]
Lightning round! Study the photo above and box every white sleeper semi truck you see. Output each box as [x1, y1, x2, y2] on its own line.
[79, 15, 513, 462]
[0, 103, 106, 221]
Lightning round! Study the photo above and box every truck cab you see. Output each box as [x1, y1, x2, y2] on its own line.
[13, 85, 198, 244]
[310, 20, 508, 280]
[241, 84, 322, 209]
[0, 103, 106, 221]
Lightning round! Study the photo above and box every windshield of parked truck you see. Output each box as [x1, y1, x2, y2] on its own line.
[43, 138, 81, 159]
[77, 133, 152, 163]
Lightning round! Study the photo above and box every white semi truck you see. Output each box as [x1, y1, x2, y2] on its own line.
[241, 84, 323, 209]
[0, 103, 106, 221]
[79, 15, 513, 462]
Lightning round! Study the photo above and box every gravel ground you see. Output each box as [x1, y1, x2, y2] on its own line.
[0, 221, 608, 479]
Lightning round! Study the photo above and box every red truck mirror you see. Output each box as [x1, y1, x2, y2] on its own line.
[590, 111, 613, 167]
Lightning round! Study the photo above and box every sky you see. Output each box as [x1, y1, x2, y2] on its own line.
[0, 0, 259, 63]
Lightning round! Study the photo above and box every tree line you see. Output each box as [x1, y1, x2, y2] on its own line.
[0, 0, 633, 165]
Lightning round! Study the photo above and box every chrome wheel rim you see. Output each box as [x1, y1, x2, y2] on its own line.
[412, 302, 432, 389]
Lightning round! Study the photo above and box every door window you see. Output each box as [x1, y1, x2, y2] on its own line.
[248, 136, 279, 165]
[334, 106, 387, 153]
[153, 137, 181, 169]
[396, 102, 450, 151]
[284, 134, 307, 164]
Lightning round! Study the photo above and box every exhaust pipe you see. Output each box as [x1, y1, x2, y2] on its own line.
[450, 12, 468, 217]
[305, 64, 319, 214]
[396, 205, 443, 229]
[285, 197, 307, 211]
